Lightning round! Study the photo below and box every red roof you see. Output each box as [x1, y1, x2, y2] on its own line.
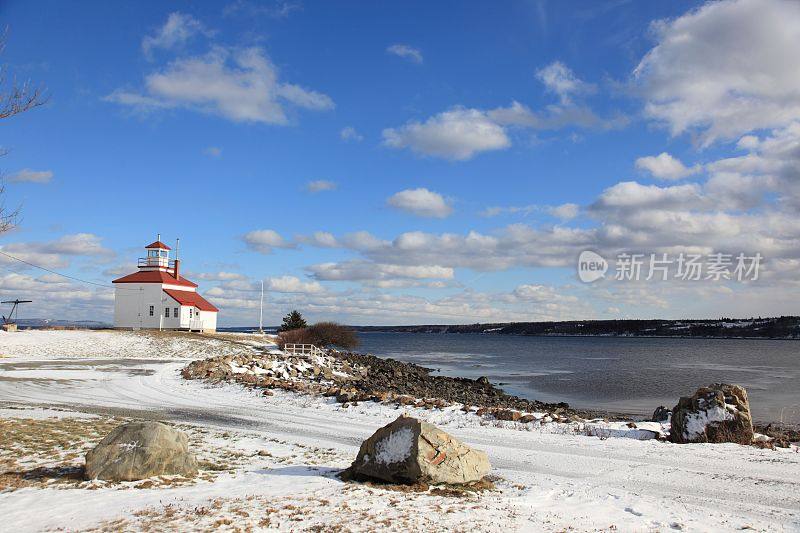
[163, 289, 219, 312]
[145, 240, 171, 250]
[112, 270, 198, 288]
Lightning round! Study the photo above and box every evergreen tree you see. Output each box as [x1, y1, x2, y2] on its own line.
[279, 310, 307, 332]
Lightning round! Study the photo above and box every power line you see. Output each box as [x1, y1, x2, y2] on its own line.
[0, 249, 140, 291]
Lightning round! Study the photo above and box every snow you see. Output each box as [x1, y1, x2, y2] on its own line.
[1, 330, 799, 532]
[683, 405, 735, 440]
[0, 329, 250, 360]
[0, 407, 99, 420]
[374, 427, 415, 465]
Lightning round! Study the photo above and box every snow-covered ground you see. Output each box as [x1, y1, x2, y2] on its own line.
[0, 329, 254, 360]
[1, 329, 799, 532]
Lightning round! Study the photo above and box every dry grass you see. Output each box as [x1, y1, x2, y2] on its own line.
[0, 416, 121, 491]
[0, 415, 254, 492]
[2, 411, 503, 531]
[85, 486, 497, 533]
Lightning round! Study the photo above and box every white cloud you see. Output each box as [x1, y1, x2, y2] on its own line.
[223, 1, 301, 19]
[704, 172, 776, 211]
[102, 264, 137, 277]
[242, 229, 294, 253]
[386, 44, 423, 64]
[736, 135, 760, 151]
[481, 205, 536, 218]
[706, 122, 800, 208]
[191, 271, 247, 281]
[387, 188, 453, 218]
[383, 107, 510, 161]
[42, 233, 112, 256]
[536, 61, 595, 104]
[307, 260, 453, 282]
[305, 180, 337, 193]
[0, 233, 114, 271]
[383, 83, 626, 161]
[548, 203, 580, 221]
[481, 203, 579, 221]
[107, 46, 334, 125]
[298, 231, 339, 248]
[203, 146, 222, 157]
[591, 181, 705, 211]
[266, 275, 323, 294]
[511, 284, 578, 304]
[339, 126, 363, 142]
[340, 231, 388, 251]
[635, 152, 701, 180]
[142, 12, 209, 57]
[490, 100, 627, 131]
[7, 169, 53, 184]
[0, 272, 113, 322]
[207, 279, 589, 325]
[634, 0, 800, 145]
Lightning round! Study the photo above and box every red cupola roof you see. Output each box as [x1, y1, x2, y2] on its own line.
[145, 240, 171, 250]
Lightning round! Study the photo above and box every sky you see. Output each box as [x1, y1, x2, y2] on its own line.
[1, 0, 799, 326]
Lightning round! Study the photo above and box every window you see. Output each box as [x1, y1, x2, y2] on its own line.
[165, 307, 170, 318]
[189, 308, 193, 318]
[149, 305, 154, 316]
[174, 307, 179, 318]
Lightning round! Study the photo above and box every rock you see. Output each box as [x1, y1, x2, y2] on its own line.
[396, 395, 416, 406]
[494, 409, 521, 421]
[519, 415, 536, 424]
[85, 421, 198, 481]
[652, 405, 671, 422]
[670, 384, 754, 444]
[348, 415, 490, 485]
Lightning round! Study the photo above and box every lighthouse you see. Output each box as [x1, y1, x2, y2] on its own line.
[112, 236, 218, 331]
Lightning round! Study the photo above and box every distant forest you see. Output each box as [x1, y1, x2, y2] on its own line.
[354, 316, 800, 339]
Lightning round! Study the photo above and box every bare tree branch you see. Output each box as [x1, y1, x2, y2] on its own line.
[0, 29, 48, 120]
[0, 182, 20, 233]
[0, 28, 47, 235]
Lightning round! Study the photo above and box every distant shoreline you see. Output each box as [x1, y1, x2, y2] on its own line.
[352, 317, 800, 340]
[354, 330, 800, 341]
[13, 315, 800, 341]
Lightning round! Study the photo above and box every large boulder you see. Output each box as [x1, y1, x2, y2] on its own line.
[670, 383, 754, 444]
[85, 421, 198, 481]
[348, 415, 490, 485]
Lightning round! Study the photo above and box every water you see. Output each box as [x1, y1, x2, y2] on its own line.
[355, 332, 800, 423]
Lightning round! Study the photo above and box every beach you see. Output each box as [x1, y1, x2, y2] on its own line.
[1, 329, 799, 532]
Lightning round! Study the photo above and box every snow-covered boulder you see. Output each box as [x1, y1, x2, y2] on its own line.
[85, 421, 198, 481]
[348, 415, 490, 485]
[670, 384, 754, 444]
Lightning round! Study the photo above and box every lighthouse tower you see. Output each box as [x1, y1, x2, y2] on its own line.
[112, 235, 218, 331]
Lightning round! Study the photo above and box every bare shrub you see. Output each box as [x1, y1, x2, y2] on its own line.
[276, 328, 313, 349]
[277, 322, 359, 350]
[306, 322, 359, 350]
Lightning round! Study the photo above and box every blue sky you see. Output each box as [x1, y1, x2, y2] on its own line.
[1, 0, 799, 326]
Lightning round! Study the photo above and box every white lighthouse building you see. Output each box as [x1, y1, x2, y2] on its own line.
[112, 237, 218, 332]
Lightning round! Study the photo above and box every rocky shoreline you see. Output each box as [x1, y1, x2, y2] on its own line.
[182, 348, 647, 428]
[181, 343, 800, 447]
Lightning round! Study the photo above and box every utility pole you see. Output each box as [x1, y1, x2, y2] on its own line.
[258, 279, 264, 334]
